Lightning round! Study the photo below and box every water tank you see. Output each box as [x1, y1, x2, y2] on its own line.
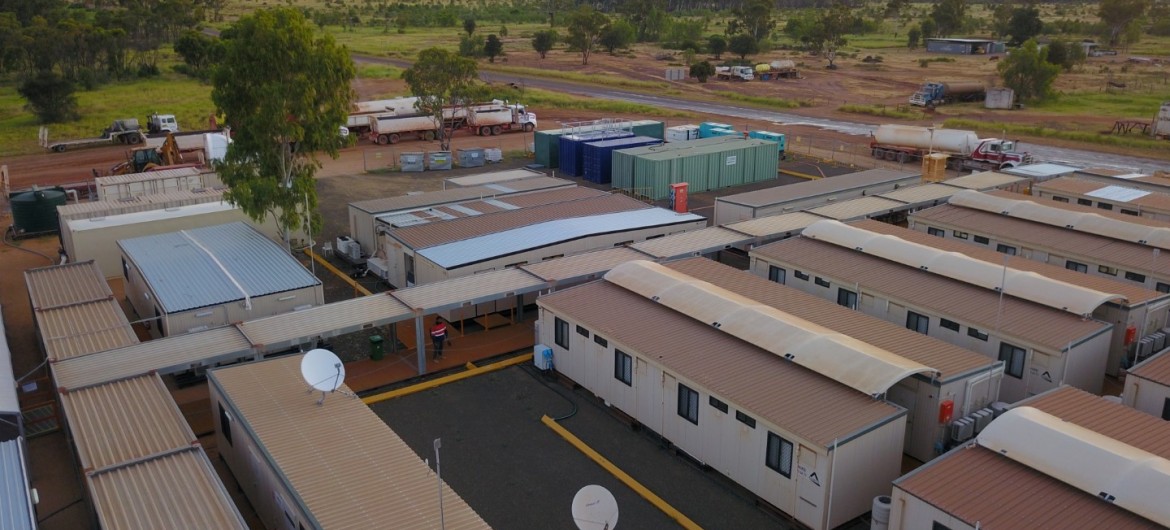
[871, 495, 891, 530]
[11, 188, 66, 235]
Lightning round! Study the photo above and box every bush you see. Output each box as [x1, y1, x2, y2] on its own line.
[18, 71, 80, 123]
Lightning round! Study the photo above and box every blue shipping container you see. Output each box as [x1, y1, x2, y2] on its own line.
[748, 130, 787, 157]
[558, 130, 634, 177]
[582, 136, 663, 184]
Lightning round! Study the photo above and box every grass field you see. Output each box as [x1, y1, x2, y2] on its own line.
[944, 118, 1167, 150]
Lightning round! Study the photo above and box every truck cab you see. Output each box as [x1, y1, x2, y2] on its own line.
[972, 139, 1032, 168]
[510, 104, 537, 130]
[909, 83, 944, 107]
[147, 113, 179, 134]
[716, 66, 755, 81]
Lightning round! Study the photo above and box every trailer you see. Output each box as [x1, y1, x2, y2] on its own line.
[366, 114, 441, 145]
[345, 98, 420, 134]
[42, 119, 146, 153]
[909, 81, 986, 107]
[869, 124, 1032, 170]
[466, 103, 536, 136]
[754, 60, 799, 81]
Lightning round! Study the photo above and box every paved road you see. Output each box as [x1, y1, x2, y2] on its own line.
[356, 54, 1167, 172]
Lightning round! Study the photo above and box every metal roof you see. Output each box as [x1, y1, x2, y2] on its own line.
[752, 237, 1111, 350]
[537, 274, 902, 447]
[375, 187, 607, 226]
[1127, 348, 1170, 389]
[239, 294, 413, 352]
[806, 196, 907, 220]
[939, 171, 1028, 190]
[443, 168, 545, 187]
[723, 211, 826, 238]
[420, 208, 702, 269]
[36, 299, 138, 361]
[855, 219, 1165, 305]
[666, 258, 999, 382]
[1038, 177, 1170, 211]
[521, 247, 652, 286]
[57, 188, 228, 221]
[605, 261, 938, 397]
[390, 193, 651, 250]
[804, 220, 1126, 316]
[716, 169, 919, 207]
[24, 260, 113, 310]
[350, 176, 573, 214]
[623, 137, 775, 159]
[1003, 163, 1080, 178]
[65, 201, 239, 232]
[877, 182, 960, 205]
[630, 227, 750, 259]
[209, 355, 490, 529]
[986, 189, 1170, 228]
[94, 166, 204, 186]
[0, 305, 17, 414]
[0, 439, 34, 530]
[118, 222, 321, 313]
[88, 448, 247, 530]
[393, 268, 545, 313]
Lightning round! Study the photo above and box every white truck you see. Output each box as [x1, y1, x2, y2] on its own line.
[366, 114, 441, 145]
[346, 97, 420, 135]
[715, 66, 755, 81]
[869, 124, 1033, 170]
[466, 103, 536, 136]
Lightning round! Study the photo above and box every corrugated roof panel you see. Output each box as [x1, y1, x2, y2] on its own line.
[444, 168, 545, 187]
[538, 280, 901, 447]
[446, 204, 483, 216]
[0, 306, 17, 414]
[521, 247, 650, 285]
[630, 227, 749, 259]
[667, 258, 998, 381]
[88, 449, 247, 530]
[481, 198, 519, 210]
[1003, 163, 1080, 178]
[53, 326, 252, 391]
[65, 201, 238, 233]
[877, 183, 960, 204]
[807, 196, 907, 220]
[717, 169, 919, 207]
[58, 188, 227, 220]
[1024, 386, 1170, 457]
[940, 171, 1029, 190]
[24, 261, 112, 310]
[94, 167, 203, 186]
[60, 374, 195, 470]
[37, 300, 138, 361]
[240, 294, 413, 350]
[1037, 177, 1170, 212]
[209, 355, 489, 529]
[723, 211, 825, 238]
[491, 186, 606, 208]
[418, 209, 704, 269]
[752, 238, 1110, 349]
[393, 268, 544, 311]
[1130, 349, 1170, 387]
[1085, 185, 1152, 203]
[118, 222, 320, 313]
[987, 189, 1170, 227]
[350, 176, 573, 214]
[0, 439, 34, 530]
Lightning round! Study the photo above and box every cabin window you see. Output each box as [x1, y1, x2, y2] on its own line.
[814, 277, 831, 288]
[554, 318, 569, 349]
[1099, 265, 1118, 276]
[1125, 271, 1147, 283]
[766, 432, 793, 478]
[576, 325, 590, 338]
[941, 318, 960, 332]
[735, 411, 756, 429]
[1065, 261, 1088, 273]
[968, 327, 989, 341]
[594, 335, 608, 348]
[768, 266, 786, 284]
[1051, 196, 1069, 203]
[996, 244, 1017, 256]
[906, 311, 930, 335]
[219, 403, 233, 447]
[1077, 198, 1092, 206]
[1121, 209, 1139, 216]
[1157, 283, 1170, 294]
[614, 351, 632, 386]
[709, 396, 729, 413]
[927, 227, 945, 237]
[677, 384, 699, 425]
[999, 343, 1027, 379]
[794, 270, 810, 281]
[953, 230, 968, 239]
[837, 288, 857, 309]
[973, 235, 990, 245]
[1097, 202, 1113, 211]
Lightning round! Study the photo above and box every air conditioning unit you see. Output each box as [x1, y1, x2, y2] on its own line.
[534, 344, 554, 371]
[335, 236, 362, 262]
[972, 409, 994, 434]
[950, 418, 974, 442]
[1139, 337, 1155, 359]
[365, 257, 390, 280]
[990, 401, 1010, 418]
[1152, 332, 1166, 352]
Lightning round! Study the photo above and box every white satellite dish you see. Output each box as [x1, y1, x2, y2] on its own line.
[300, 349, 353, 405]
[572, 485, 618, 530]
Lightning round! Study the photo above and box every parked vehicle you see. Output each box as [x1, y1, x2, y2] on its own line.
[715, 66, 755, 81]
[146, 113, 179, 134]
[869, 124, 1033, 170]
[908, 81, 986, 107]
[42, 119, 146, 153]
[754, 60, 799, 81]
[466, 103, 536, 136]
[346, 97, 420, 134]
[366, 114, 441, 145]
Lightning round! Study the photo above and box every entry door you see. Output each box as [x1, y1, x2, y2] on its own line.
[795, 444, 822, 528]
[887, 382, 916, 446]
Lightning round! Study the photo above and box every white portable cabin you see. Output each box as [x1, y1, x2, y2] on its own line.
[1034, 176, 1170, 222]
[118, 222, 323, 338]
[1123, 348, 1170, 420]
[537, 261, 908, 529]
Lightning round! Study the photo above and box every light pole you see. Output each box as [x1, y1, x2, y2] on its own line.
[434, 438, 445, 530]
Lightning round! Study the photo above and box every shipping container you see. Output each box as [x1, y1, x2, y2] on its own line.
[747, 130, 787, 157]
[581, 136, 662, 184]
[705, 128, 741, 139]
[665, 125, 700, 142]
[558, 131, 634, 177]
[612, 137, 779, 200]
[534, 120, 664, 168]
[699, 122, 734, 137]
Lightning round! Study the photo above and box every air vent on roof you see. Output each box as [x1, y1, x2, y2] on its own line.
[712, 322, 721, 328]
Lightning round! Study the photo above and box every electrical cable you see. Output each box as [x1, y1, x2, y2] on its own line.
[3, 226, 55, 263]
[519, 362, 577, 421]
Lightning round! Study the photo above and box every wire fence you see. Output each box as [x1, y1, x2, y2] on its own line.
[358, 137, 535, 173]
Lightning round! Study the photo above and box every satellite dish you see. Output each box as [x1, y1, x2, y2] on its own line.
[300, 349, 351, 405]
[572, 485, 618, 530]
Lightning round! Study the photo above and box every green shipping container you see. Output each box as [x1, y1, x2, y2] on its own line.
[612, 137, 778, 200]
[534, 120, 663, 169]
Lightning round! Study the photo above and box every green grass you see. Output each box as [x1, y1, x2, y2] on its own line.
[710, 90, 812, 109]
[1029, 91, 1167, 119]
[355, 64, 403, 80]
[943, 118, 1168, 151]
[481, 64, 671, 91]
[838, 104, 925, 120]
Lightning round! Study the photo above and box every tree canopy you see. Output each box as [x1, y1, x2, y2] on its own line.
[1098, 0, 1151, 46]
[929, 0, 967, 37]
[810, 1, 853, 69]
[566, 6, 609, 65]
[1006, 6, 1043, 47]
[402, 47, 479, 151]
[997, 39, 1059, 102]
[728, 0, 774, 42]
[484, 34, 504, 62]
[211, 8, 354, 249]
[707, 34, 727, 59]
[600, 20, 636, 53]
[532, 29, 558, 59]
[728, 33, 759, 59]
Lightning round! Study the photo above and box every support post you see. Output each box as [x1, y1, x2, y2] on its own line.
[416, 314, 427, 375]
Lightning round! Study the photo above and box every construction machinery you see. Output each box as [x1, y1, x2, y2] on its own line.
[109, 133, 203, 175]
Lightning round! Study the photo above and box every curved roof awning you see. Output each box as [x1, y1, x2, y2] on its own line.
[604, 261, 938, 397]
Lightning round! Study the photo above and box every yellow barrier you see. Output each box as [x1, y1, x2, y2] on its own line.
[779, 168, 822, 180]
[302, 248, 373, 296]
[541, 415, 703, 530]
[362, 353, 533, 405]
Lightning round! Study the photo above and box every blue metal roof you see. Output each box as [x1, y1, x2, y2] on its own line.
[118, 222, 320, 313]
[418, 209, 705, 269]
[0, 439, 34, 530]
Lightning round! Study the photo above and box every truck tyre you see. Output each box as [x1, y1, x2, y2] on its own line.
[128, 134, 141, 145]
[523, 123, 534, 132]
[491, 125, 502, 136]
[424, 130, 436, 141]
[896, 152, 907, 163]
[52, 144, 66, 153]
[872, 148, 884, 159]
[479, 126, 490, 136]
[884, 150, 897, 161]
[378, 134, 389, 145]
[389, 133, 401, 144]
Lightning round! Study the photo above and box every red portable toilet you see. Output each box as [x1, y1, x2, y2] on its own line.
[669, 182, 688, 213]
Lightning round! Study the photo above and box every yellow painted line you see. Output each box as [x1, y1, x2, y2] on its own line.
[302, 248, 372, 296]
[464, 362, 477, 370]
[541, 415, 703, 530]
[362, 353, 532, 405]
[779, 168, 821, 180]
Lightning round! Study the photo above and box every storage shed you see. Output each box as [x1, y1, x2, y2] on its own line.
[118, 222, 323, 338]
[534, 119, 664, 168]
[1122, 348, 1170, 419]
[209, 354, 489, 530]
[612, 137, 779, 200]
[890, 386, 1170, 530]
[537, 260, 908, 529]
[924, 38, 1005, 55]
[714, 169, 920, 224]
[0, 305, 34, 530]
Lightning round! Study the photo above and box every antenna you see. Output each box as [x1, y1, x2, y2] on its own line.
[300, 349, 357, 405]
[572, 485, 618, 530]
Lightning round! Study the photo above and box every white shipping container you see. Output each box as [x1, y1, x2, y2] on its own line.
[666, 125, 700, 142]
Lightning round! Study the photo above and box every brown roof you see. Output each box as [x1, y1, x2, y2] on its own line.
[1130, 349, 1170, 387]
[1036, 177, 1170, 212]
[665, 258, 998, 381]
[24, 261, 113, 309]
[911, 203, 1170, 275]
[716, 169, 918, 207]
[752, 237, 1111, 350]
[209, 355, 489, 529]
[349, 176, 573, 213]
[987, 189, 1170, 228]
[391, 187, 606, 223]
[895, 386, 1170, 529]
[390, 193, 650, 249]
[520, 247, 650, 285]
[853, 219, 1165, 305]
[537, 280, 902, 447]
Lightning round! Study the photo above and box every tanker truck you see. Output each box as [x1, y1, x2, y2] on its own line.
[869, 124, 1033, 170]
[346, 97, 420, 135]
[466, 103, 536, 136]
[366, 114, 441, 145]
[909, 81, 986, 107]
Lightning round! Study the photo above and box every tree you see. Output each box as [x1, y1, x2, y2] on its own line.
[600, 20, 635, 53]
[690, 60, 715, 82]
[566, 6, 609, 65]
[619, 0, 669, 42]
[462, 18, 476, 36]
[998, 39, 1059, 102]
[990, 2, 1014, 38]
[1098, 0, 1151, 46]
[810, 1, 853, 69]
[484, 34, 503, 63]
[532, 29, 558, 59]
[211, 8, 354, 249]
[728, 0, 774, 42]
[707, 34, 727, 59]
[1006, 6, 1043, 46]
[885, 0, 910, 18]
[459, 34, 484, 57]
[403, 47, 478, 152]
[174, 29, 224, 78]
[18, 70, 78, 123]
[919, 18, 937, 40]
[1045, 40, 1086, 71]
[930, 0, 967, 37]
[907, 27, 921, 49]
[728, 33, 758, 60]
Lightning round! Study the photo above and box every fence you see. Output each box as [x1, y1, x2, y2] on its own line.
[359, 137, 535, 173]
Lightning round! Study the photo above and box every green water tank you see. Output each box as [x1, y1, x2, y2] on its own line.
[11, 188, 66, 235]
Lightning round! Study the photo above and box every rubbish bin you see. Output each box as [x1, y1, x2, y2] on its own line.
[369, 335, 384, 361]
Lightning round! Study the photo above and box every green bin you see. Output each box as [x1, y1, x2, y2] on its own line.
[369, 335, 384, 361]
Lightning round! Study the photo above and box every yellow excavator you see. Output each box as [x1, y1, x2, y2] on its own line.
[108, 133, 198, 175]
